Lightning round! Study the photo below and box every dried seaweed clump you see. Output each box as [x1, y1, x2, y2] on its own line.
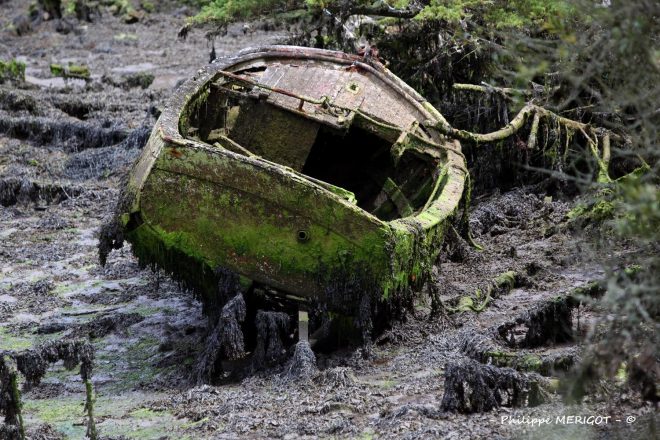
[0, 116, 129, 151]
[13, 339, 94, 387]
[98, 174, 137, 267]
[98, 213, 125, 266]
[314, 367, 357, 389]
[0, 424, 20, 440]
[252, 310, 290, 369]
[456, 330, 499, 363]
[215, 267, 242, 307]
[0, 177, 79, 208]
[469, 189, 544, 236]
[498, 295, 576, 348]
[285, 341, 318, 381]
[76, 312, 144, 339]
[218, 294, 247, 360]
[194, 293, 247, 384]
[521, 296, 575, 347]
[380, 403, 442, 423]
[440, 359, 544, 413]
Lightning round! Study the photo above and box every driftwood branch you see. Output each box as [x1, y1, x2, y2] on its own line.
[527, 112, 541, 149]
[425, 86, 631, 182]
[430, 103, 537, 143]
[445, 83, 622, 141]
[453, 83, 523, 101]
[600, 134, 611, 183]
[453, 82, 560, 101]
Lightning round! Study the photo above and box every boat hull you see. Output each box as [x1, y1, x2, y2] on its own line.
[113, 46, 467, 316]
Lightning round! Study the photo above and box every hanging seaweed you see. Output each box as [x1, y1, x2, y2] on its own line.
[194, 293, 247, 383]
[252, 310, 291, 369]
[0, 340, 96, 439]
[440, 359, 546, 413]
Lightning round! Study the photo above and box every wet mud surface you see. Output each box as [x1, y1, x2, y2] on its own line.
[0, 1, 654, 439]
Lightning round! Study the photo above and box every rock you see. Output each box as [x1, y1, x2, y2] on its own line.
[53, 17, 75, 34]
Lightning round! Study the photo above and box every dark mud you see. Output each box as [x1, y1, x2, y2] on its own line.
[0, 1, 655, 438]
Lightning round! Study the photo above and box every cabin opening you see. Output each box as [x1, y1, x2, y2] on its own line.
[182, 86, 437, 222]
[302, 125, 395, 215]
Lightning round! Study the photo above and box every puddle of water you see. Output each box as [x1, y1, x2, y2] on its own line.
[24, 66, 96, 88]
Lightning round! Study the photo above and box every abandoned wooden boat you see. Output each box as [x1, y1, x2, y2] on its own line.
[109, 45, 466, 330]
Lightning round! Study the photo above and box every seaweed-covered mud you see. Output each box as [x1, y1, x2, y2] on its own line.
[0, 1, 655, 439]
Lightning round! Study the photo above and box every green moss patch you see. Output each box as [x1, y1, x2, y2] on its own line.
[0, 59, 25, 82]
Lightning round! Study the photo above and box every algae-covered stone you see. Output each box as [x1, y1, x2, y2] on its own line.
[0, 59, 26, 83]
[140, 0, 155, 13]
[50, 63, 91, 80]
[11, 15, 33, 36]
[122, 72, 154, 89]
[123, 9, 143, 24]
[448, 271, 517, 313]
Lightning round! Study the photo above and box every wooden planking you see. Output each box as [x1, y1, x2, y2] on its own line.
[249, 61, 421, 129]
